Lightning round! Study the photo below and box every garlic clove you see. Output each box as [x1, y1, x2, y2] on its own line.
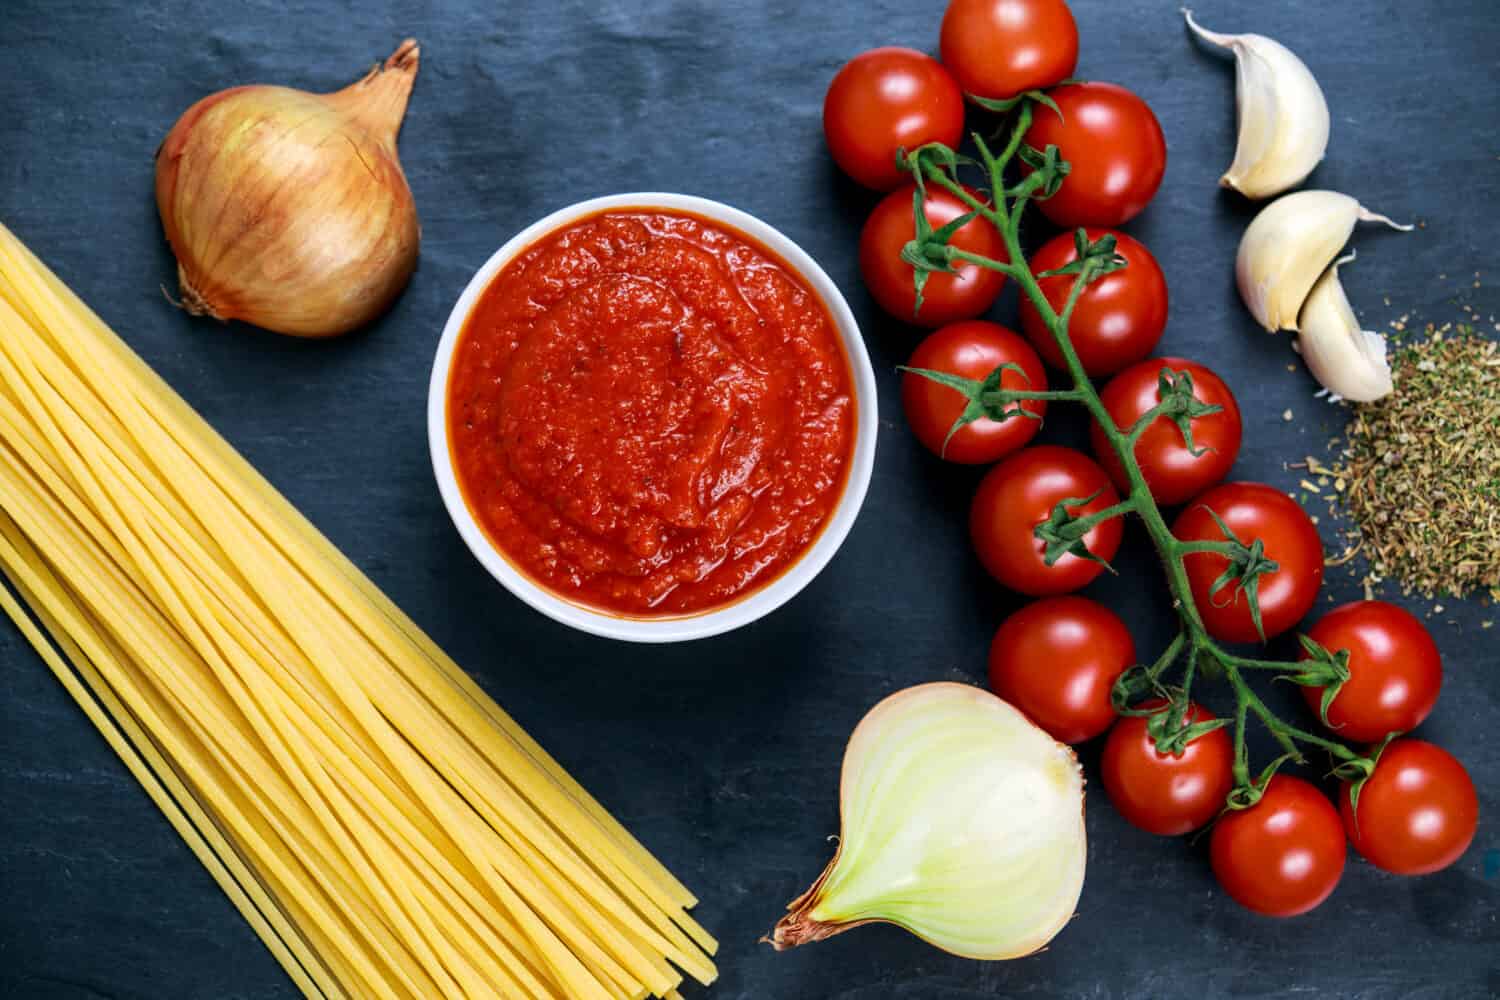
[1236, 189, 1411, 332]
[1184, 9, 1330, 199]
[1296, 253, 1393, 403]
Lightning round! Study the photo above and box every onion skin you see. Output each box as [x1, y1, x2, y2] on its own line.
[155, 41, 421, 338]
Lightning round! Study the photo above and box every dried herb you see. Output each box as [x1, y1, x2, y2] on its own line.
[1324, 327, 1500, 600]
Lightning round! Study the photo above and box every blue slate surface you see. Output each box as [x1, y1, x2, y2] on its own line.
[2, 1, 1498, 997]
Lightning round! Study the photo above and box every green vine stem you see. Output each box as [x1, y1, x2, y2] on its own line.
[898, 106, 1378, 810]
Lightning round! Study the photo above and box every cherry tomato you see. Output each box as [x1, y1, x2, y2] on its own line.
[970, 446, 1124, 595]
[861, 184, 1008, 327]
[823, 48, 965, 191]
[1211, 775, 1346, 917]
[1024, 82, 1167, 228]
[939, 0, 1079, 102]
[1090, 358, 1243, 506]
[988, 596, 1135, 743]
[902, 321, 1048, 464]
[1101, 700, 1233, 835]
[1301, 601, 1442, 743]
[1019, 229, 1168, 376]
[1340, 740, 1478, 876]
[1174, 482, 1324, 644]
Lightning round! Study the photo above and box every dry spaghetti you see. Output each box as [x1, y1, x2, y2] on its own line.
[0, 221, 717, 1000]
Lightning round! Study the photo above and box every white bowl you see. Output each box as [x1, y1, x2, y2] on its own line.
[427, 193, 878, 643]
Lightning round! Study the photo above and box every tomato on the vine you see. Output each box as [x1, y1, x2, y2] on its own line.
[1174, 482, 1324, 644]
[901, 321, 1047, 464]
[1211, 775, 1346, 917]
[989, 596, 1134, 743]
[1301, 601, 1442, 743]
[1101, 700, 1234, 836]
[1024, 82, 1167, 229]
[860, 184, 1008, 328]
[1090, 358, 1243, 506]
[939, 0, 1078, 102]
[1019, 229, 1167, 376]
[823, 48, 965, 191]
[970, 445, 1124, 595]
[1341, 740, 1478, 876]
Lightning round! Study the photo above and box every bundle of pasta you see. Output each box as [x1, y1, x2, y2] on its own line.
[0, 222, 716, 1000]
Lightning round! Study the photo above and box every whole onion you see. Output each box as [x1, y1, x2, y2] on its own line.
[155, 40, 422, 338]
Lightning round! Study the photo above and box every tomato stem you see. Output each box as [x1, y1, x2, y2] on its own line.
[982, 388, 1082, 403]
[1217, 651, 1304, 671]
[1230, 697, 1252, 791]
[1063, 498, 1137, 536]
[1173, 538, 1237, 558]
[1147, 630, 1186, 681]
[902, 100, 1379, 805]
[920, 167, 1005, 229]
[945, 246, 1018, 277]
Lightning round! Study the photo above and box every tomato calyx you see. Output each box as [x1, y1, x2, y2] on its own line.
[890, 145, 994, 321]
[1033, 489, 1126, 571]
[1224, 750, 1305, 811]
[1285, 635, 1353, 727]
[1128, 367, 1225, 457]
[898, 194, 982, 317]
[1037, 229, 1129, 282]
[1144, 697, 1229, 758]
[1015, 142, 1071, 201]
[1330, 734, 1396, 829]
[1196, 507, 1281, 642]
[968, 88, 1064, 120]
[896, 361, 1043, 456]
[1111, 625, 1193, 716]
[897, 141, 982, 184]
[1111, 665, 1159, 715]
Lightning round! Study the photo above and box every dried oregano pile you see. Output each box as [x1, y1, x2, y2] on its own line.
[1312, 325, 1499, 601]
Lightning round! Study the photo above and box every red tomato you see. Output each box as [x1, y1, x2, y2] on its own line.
[970, 446, 1124, 596]
[1211, 776, 1346, 917]
[1101, 700, 1233, 835]
[939, 0, 1079, 101]
[861, 184, 1008, 327]
[1090, 358, 1243, 506]
[1301, 601, 1442, 743]
[1024, 82, 1167, 228]
[1019, 229, 1168, 376]
[901, 321, 1048, 464]
[823, 48, 965, 191]
[1341, 740, 1478, 876]
[1174, 482, 1324, 643]
[988, 596, 1135, 743]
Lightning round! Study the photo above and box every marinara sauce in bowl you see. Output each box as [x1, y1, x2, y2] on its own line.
[429, 193, 876, 642]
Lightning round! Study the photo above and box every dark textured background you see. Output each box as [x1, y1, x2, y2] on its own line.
[3, 1, 1498, 997]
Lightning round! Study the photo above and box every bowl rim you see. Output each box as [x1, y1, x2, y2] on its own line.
[426, 192, 878, 643]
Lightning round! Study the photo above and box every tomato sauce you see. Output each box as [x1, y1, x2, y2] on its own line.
[447, 209, 856, 617]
